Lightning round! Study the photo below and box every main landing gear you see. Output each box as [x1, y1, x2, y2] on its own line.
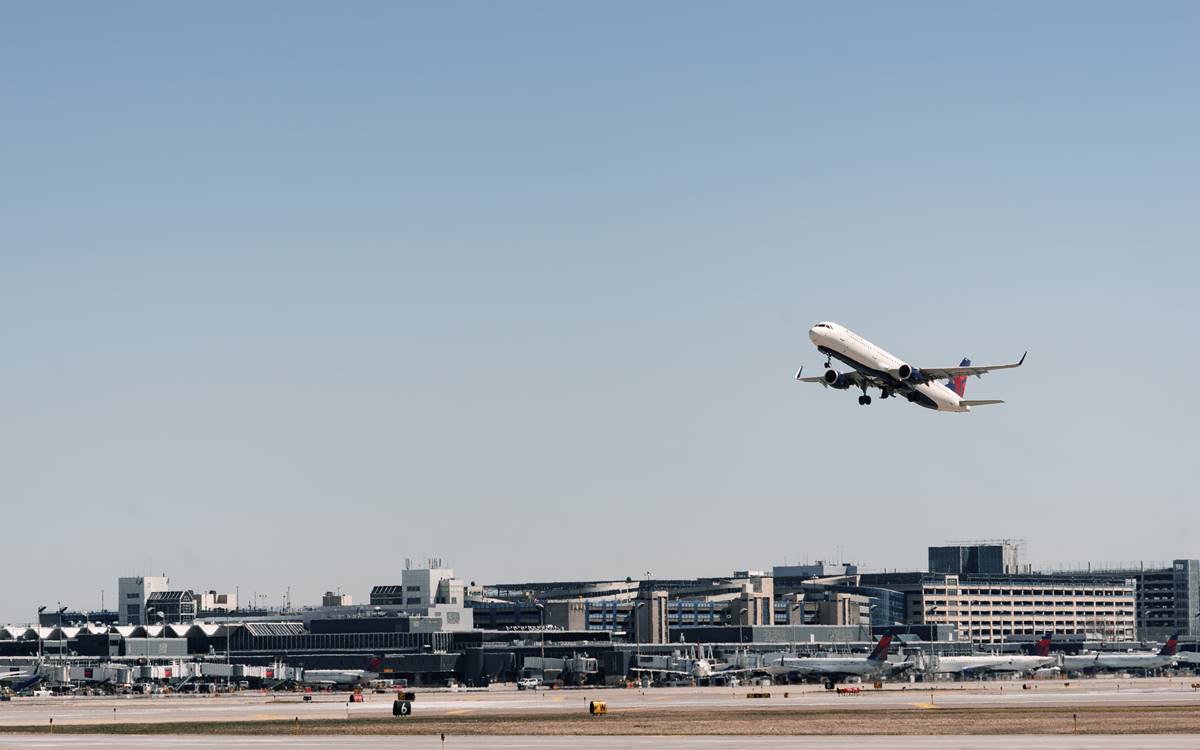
[857, 394, 872, 406]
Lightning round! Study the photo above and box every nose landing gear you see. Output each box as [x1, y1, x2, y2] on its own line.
[857, 395, 872, 406]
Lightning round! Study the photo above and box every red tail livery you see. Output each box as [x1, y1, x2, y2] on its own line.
[867, 635, 894, 663]
[947, 357, 970, 396]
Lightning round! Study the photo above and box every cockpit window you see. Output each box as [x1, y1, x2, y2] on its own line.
[813, 323, 831, 329]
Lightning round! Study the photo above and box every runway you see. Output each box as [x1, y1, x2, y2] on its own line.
[1, 736, 1199, 749]
[3, 678, 1200, 726]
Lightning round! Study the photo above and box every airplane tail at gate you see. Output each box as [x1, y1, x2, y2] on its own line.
[867, 635, 894, 663]
[947, 358, 970, 396]
[1034, 633, 1053, 657]
[1160, 634, 1180, 656]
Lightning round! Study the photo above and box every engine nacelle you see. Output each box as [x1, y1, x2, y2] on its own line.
[895, 363, 922, 383]
[823, 369, 852, 390]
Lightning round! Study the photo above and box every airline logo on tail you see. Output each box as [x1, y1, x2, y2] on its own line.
[1160, 634, 1179, 656]
[368, 656, 384, 672]
[1034, 633, 1053, 657]
[945, 357, 970, 396]
[867, 635, 893, 662]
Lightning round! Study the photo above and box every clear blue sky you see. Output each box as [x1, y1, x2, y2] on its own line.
[2, 2, 1198, 621]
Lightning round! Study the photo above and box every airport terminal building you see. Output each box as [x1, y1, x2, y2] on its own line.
[6, 550, 1199, 689]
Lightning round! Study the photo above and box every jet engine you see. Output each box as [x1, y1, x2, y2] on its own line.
[823, 369, 852, 389]
[895, 363, 922, 383]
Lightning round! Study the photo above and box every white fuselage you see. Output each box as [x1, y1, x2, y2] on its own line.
[808, 322, 968, 412]
[1062, 653, 1174, 671]
[767, 654, 892, 679]
[300, 669, 377, 687]
[930, 654, 1055, 675]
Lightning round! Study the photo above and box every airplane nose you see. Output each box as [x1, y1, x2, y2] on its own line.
[808, 327, 822, 344]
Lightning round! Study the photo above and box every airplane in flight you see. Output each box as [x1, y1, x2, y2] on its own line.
[796, 321, 1026, 411]
[1062, 634, 1179, 672]
[925, 634, 1056, 677]
[763, 635, 912, 689]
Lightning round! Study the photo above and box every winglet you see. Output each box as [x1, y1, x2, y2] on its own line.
[795, 366, 803, 380]
[978, 351, 1026, 378]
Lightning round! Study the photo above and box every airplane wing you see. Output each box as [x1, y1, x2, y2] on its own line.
[710, 666, 769, 676]
[915, 352, 1027, 382]
[794, 367, 868, 386]
[954, 665, 998, 676]
[630, 668, 694, 677]
[782, 661, 844, 676]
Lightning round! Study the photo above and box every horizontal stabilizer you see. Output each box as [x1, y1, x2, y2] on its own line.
[961, 399, 1004, 407]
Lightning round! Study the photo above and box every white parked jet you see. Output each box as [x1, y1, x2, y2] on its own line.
[1062, 635, 1178, 672]
[764, 635, 911, 689]
[0, 662, 44, 693]
[927, 634, 1055, 677]
[631, 645, 755, 682]
[796, 321, 1025, 411]
[299, 656, 383, 688]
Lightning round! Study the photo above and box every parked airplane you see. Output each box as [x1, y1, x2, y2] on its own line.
[926, 634, 1055, 676]
[298, 656, 383, 688]
[1171, 650, 1200, 668]
[765, 635, 911, 689]
[631, 645, 754, 682]
[1062, 635, 1179, 672]
[796, 321, 1025, 411]
[0, 662, 44, 693]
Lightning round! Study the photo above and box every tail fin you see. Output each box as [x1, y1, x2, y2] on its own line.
[1160, 634, 1179, 656]
[1034, 633, 1053, 657]
[946, 357, 970, 396]
[867, 635, 893, 662]
[367, 655, 383, 672]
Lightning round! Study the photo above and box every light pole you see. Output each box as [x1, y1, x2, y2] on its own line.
[916, 603, 937, 637]
[534, 602, 546, 683]
[57, 605, 68, 657]
[633, 601, 646, 678]
[36, 606, 46, 660]
[789, 601, 803, 661]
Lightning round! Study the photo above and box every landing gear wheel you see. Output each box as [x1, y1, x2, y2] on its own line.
[864, 395, 872, 405]
[824, 360, 832, 369]
[881, 389, 890, 399]
[857, 395, 866, 405]
[824, 680, 835, 690]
